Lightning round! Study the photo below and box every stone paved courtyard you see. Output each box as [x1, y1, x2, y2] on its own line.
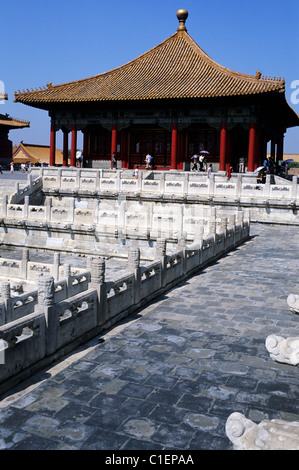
[0, 223, 298, 451]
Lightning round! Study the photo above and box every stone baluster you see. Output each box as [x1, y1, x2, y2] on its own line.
[53, 252, 60, 280]
[46, 197, 52, 223]
[155, 238, 167, 287]
[0, 195, 8, 218]
[21, 247, 29, 279]
[194, 224, 204, 265]
[94, 199, 100, 225]
[64, 264, 72, 296]
[208, 173, 215, 197]
[116, 170, 121, 192]
[219, 217, 228, 250]
[236, 211, 244, 229]
[76, 169, 81, 189]
[1, 282, 12, 324]
[137, 170, 142, 192]
[291, 175, 297, 201]
[183, 173, 189, 196]
[177, 231, 187, 273]
[90, 257, 107, 324]
[209, 207, 217, 254]
[235, 174, 242, 199]
[264, 174, 271, 199]
[36, 275, 56, 356]
[24, 196, 29, 219]
[70, 198, 75, 223]
[159, 172, 165, 193]
[128, 246, 141, 304]
[56, 167, 62, 189]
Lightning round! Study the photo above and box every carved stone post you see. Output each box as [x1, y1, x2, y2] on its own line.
[0, 195, 8, 218]
[228, 214, 236, 244]
[1, 282, 12, 324]
[159, 172, 165, 193]
[36, 275, 56, 356]
[24, 195, 29, 219]
[21, 247, 29, 279]
[128, 246, 141, 304]
[53, 252, 60, 280]
[155, 238, 167, 288]
[46, 197, 52, 223]
[291, 175, 298, 200]
[64, 264, 72, 297]
[194, 224, 204, 265]
[219, 217, 228, 250]
[90, 257, 107, 324]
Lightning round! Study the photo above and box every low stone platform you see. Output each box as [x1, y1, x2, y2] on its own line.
[0, 223, 298, 451]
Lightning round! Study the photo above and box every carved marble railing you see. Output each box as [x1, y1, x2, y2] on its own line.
[0, 222, 249, 393]
[226, 412, 299, 450]
[26, 167, 298, 204]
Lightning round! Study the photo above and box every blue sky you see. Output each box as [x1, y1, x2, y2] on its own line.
[2, 0, 299, 153]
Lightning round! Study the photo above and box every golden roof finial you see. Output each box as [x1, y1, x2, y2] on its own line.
[177, 9, 188, 32]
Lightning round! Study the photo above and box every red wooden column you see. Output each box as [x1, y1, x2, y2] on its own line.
[247, 122, 256, 172]
[121, 129, 129, 168]
[111, 124, 117, 165]
[62, 130, 68, 167]
[254, 126, 261, 170]
[219, 122, 227, 171]
[70, 124, 77, 167]
[49, 124, 56, 167]
[171, 123, 178, 169]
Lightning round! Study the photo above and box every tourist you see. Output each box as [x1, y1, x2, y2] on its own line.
[263, 157, 270, 173]
[145, 153, 152, 169]
[199, 154, 205, 171]
[256, 170, 263, 186]
[133, 167, 139, 179]
[238, 157, 245, 173]
[10, 162, 14, 173]
[111, 152, 117, 169]
[191, 155, 198, 171]
[207, 163, 213, 180]
[226, 165, 233, 181]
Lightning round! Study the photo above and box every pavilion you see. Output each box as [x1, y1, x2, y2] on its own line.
[14, 9, 299, 172]
[0, 112, 30, 165]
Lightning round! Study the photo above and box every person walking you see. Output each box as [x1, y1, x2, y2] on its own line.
[145, 153, 152, 169]
[111, 152, 117, 169]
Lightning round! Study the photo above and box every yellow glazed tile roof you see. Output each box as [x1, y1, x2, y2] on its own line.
[13, 142, 63, 165]
[14, 29, 285, 106]
[0, 113, 30, 129]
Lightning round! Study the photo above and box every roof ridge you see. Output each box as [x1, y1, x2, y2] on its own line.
[182, 32, 285, 86]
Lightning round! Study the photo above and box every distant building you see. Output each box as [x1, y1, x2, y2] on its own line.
[0, 113, 30, 165]
[14, 9, 299, 172]
[13, 141, 64, 166]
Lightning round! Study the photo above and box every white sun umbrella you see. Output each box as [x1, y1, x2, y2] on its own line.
[254, 166, 265, 173]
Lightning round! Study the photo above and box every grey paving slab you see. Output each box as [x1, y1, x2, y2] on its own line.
[0, 223, 298, 451]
